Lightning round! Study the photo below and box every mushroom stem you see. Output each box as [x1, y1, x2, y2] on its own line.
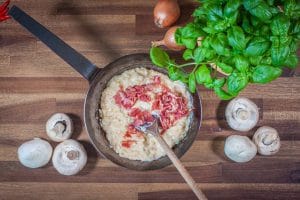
[51, 121, 66, 135]
[236, 108, 250, 120]
[67, 150, 80, 160]
[262, 134, 278, 146]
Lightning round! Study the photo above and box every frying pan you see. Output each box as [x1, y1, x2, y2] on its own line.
[8, 6, 202, 170]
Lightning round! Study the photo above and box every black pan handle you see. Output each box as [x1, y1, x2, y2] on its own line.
[8, 6, 98, 81]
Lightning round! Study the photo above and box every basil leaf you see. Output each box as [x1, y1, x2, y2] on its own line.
[243, 0, 261, 10]
[260, 57, 272, 65]
[227, 71, 248, 94]
[150, 47, 170, 68]
[284, 54, 298, 69]
[183, 49, 194, 61]
[182, 38, 197, 49]
[206, 3, 223, 22]
[242, 14, 253, 34]
[234, 55, 249, 72]
[213, 78, 226, 88]
[284, 0, 300, 19]
[270, 14, 290, 36]
[227, 26, 246, 50]
[270, 36, 290, 66]
[244, 37, 270, 57]
[249, 56, 263, 66]
[180, 23, 204, 38]
[188, 73, 196, 93]
[214, 87, 235, 100]
[210, 33, 230, 56]
[194, 47, 206, 63]
[266, 0, 274, 6]
[224, 0, 241, 17]
[243, 0, 273, 21]
[216, 62, 233, 74]
[252, 65, 282, 83]
[195, 65, 212, 84]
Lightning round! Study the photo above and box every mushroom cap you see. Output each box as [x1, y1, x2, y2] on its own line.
[52, 139, 87, 176]
[224, 135, 257, 163]
[46, 113, 73, 142]
[253, 126, 280, 156]
[18, 138, 53, 168]
[225, 97, 259, 132]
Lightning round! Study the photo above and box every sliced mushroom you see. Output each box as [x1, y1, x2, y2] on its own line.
[46, 113, 73, 142]
[253, 126, 280, 155]
[18, 138, 53, 168]
[225, 97, 259, 132]
[52, 139, 87, 176]
[224, 135, 257, 163]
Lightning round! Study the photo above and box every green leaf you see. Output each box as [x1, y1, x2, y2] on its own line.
[244, 37, 270, 57]
[242, 14, 253, 34]
[210, 33, 230, 56]
[205, 3, 223, 22]
[266, 0, 274, 6]
[183, 49, 194, 61]
[270, 36, 290, 66]
[227, 26, 246, 50]
[260, 57, 272, 65]
[180, 23, 204, 38]
[270, 14, 290, 36]
[249, 56, 263, 66]
[243, 0, 273, 21]
[194, 47, 206, 63]
[188, 73, 196, 93]
[224, 0, 241, 17]
[283, 54, 298, 69]
[216, 62, 233, 74]
[214, 87, 235, 100]
[182, 38, 197, 49]
[252, 65, 282, 83]
[227, 71, 248, 94]
[195, 65, 212, 84]
[284, 0, 300, 19]
[234, 55, 249, 72]
[243, 0, 261, 10]
[150, 47, 170, 68]
[213, 78, 226, 88]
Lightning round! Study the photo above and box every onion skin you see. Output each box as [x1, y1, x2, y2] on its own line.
[154, 0, 180, 28]
[152, 26, 185, 51]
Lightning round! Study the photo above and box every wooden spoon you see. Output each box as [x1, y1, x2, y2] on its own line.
[136, 116, 207, 200]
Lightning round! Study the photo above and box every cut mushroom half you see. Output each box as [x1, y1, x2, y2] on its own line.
[253, 126, 280, 156]
[52, 139, 87, 176]
[46, 113, 73, 142]
[224, 135, 257, 163]
[225, 97, 259, 132]
[18, 138, 53, 168]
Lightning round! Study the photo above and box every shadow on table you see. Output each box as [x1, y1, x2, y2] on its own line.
[51, 1, 122, 63]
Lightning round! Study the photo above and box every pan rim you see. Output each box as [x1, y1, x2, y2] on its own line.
[84, 53, 202, 170]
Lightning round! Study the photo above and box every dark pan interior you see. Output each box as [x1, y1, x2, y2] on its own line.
[84, 53, 202, 170]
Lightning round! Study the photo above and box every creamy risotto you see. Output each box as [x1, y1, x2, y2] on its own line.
[100, 68, 192, 161]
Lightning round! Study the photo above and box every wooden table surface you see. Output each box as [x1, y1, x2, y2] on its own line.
[0, 0, 299, 199]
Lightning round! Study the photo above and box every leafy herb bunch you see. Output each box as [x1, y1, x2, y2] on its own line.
[150, 0, 300, 99]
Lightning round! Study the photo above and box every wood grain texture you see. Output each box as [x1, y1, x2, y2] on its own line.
[0, 0, 299, 199]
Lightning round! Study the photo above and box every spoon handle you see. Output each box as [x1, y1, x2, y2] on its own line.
[152, 133, 207, 200]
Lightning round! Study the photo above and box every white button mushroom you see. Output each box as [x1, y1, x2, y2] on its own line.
[46, 113, 73, 142]
[52, 139, 87, 176]
[253, 126, 280, 156]
[224, 135, 257, 163]
[225, 97, 259, 132]
[18, 138, 53, 168]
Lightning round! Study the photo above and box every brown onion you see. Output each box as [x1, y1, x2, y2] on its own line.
[152, 26, 185, 51]
[153, 0, 180, 28]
